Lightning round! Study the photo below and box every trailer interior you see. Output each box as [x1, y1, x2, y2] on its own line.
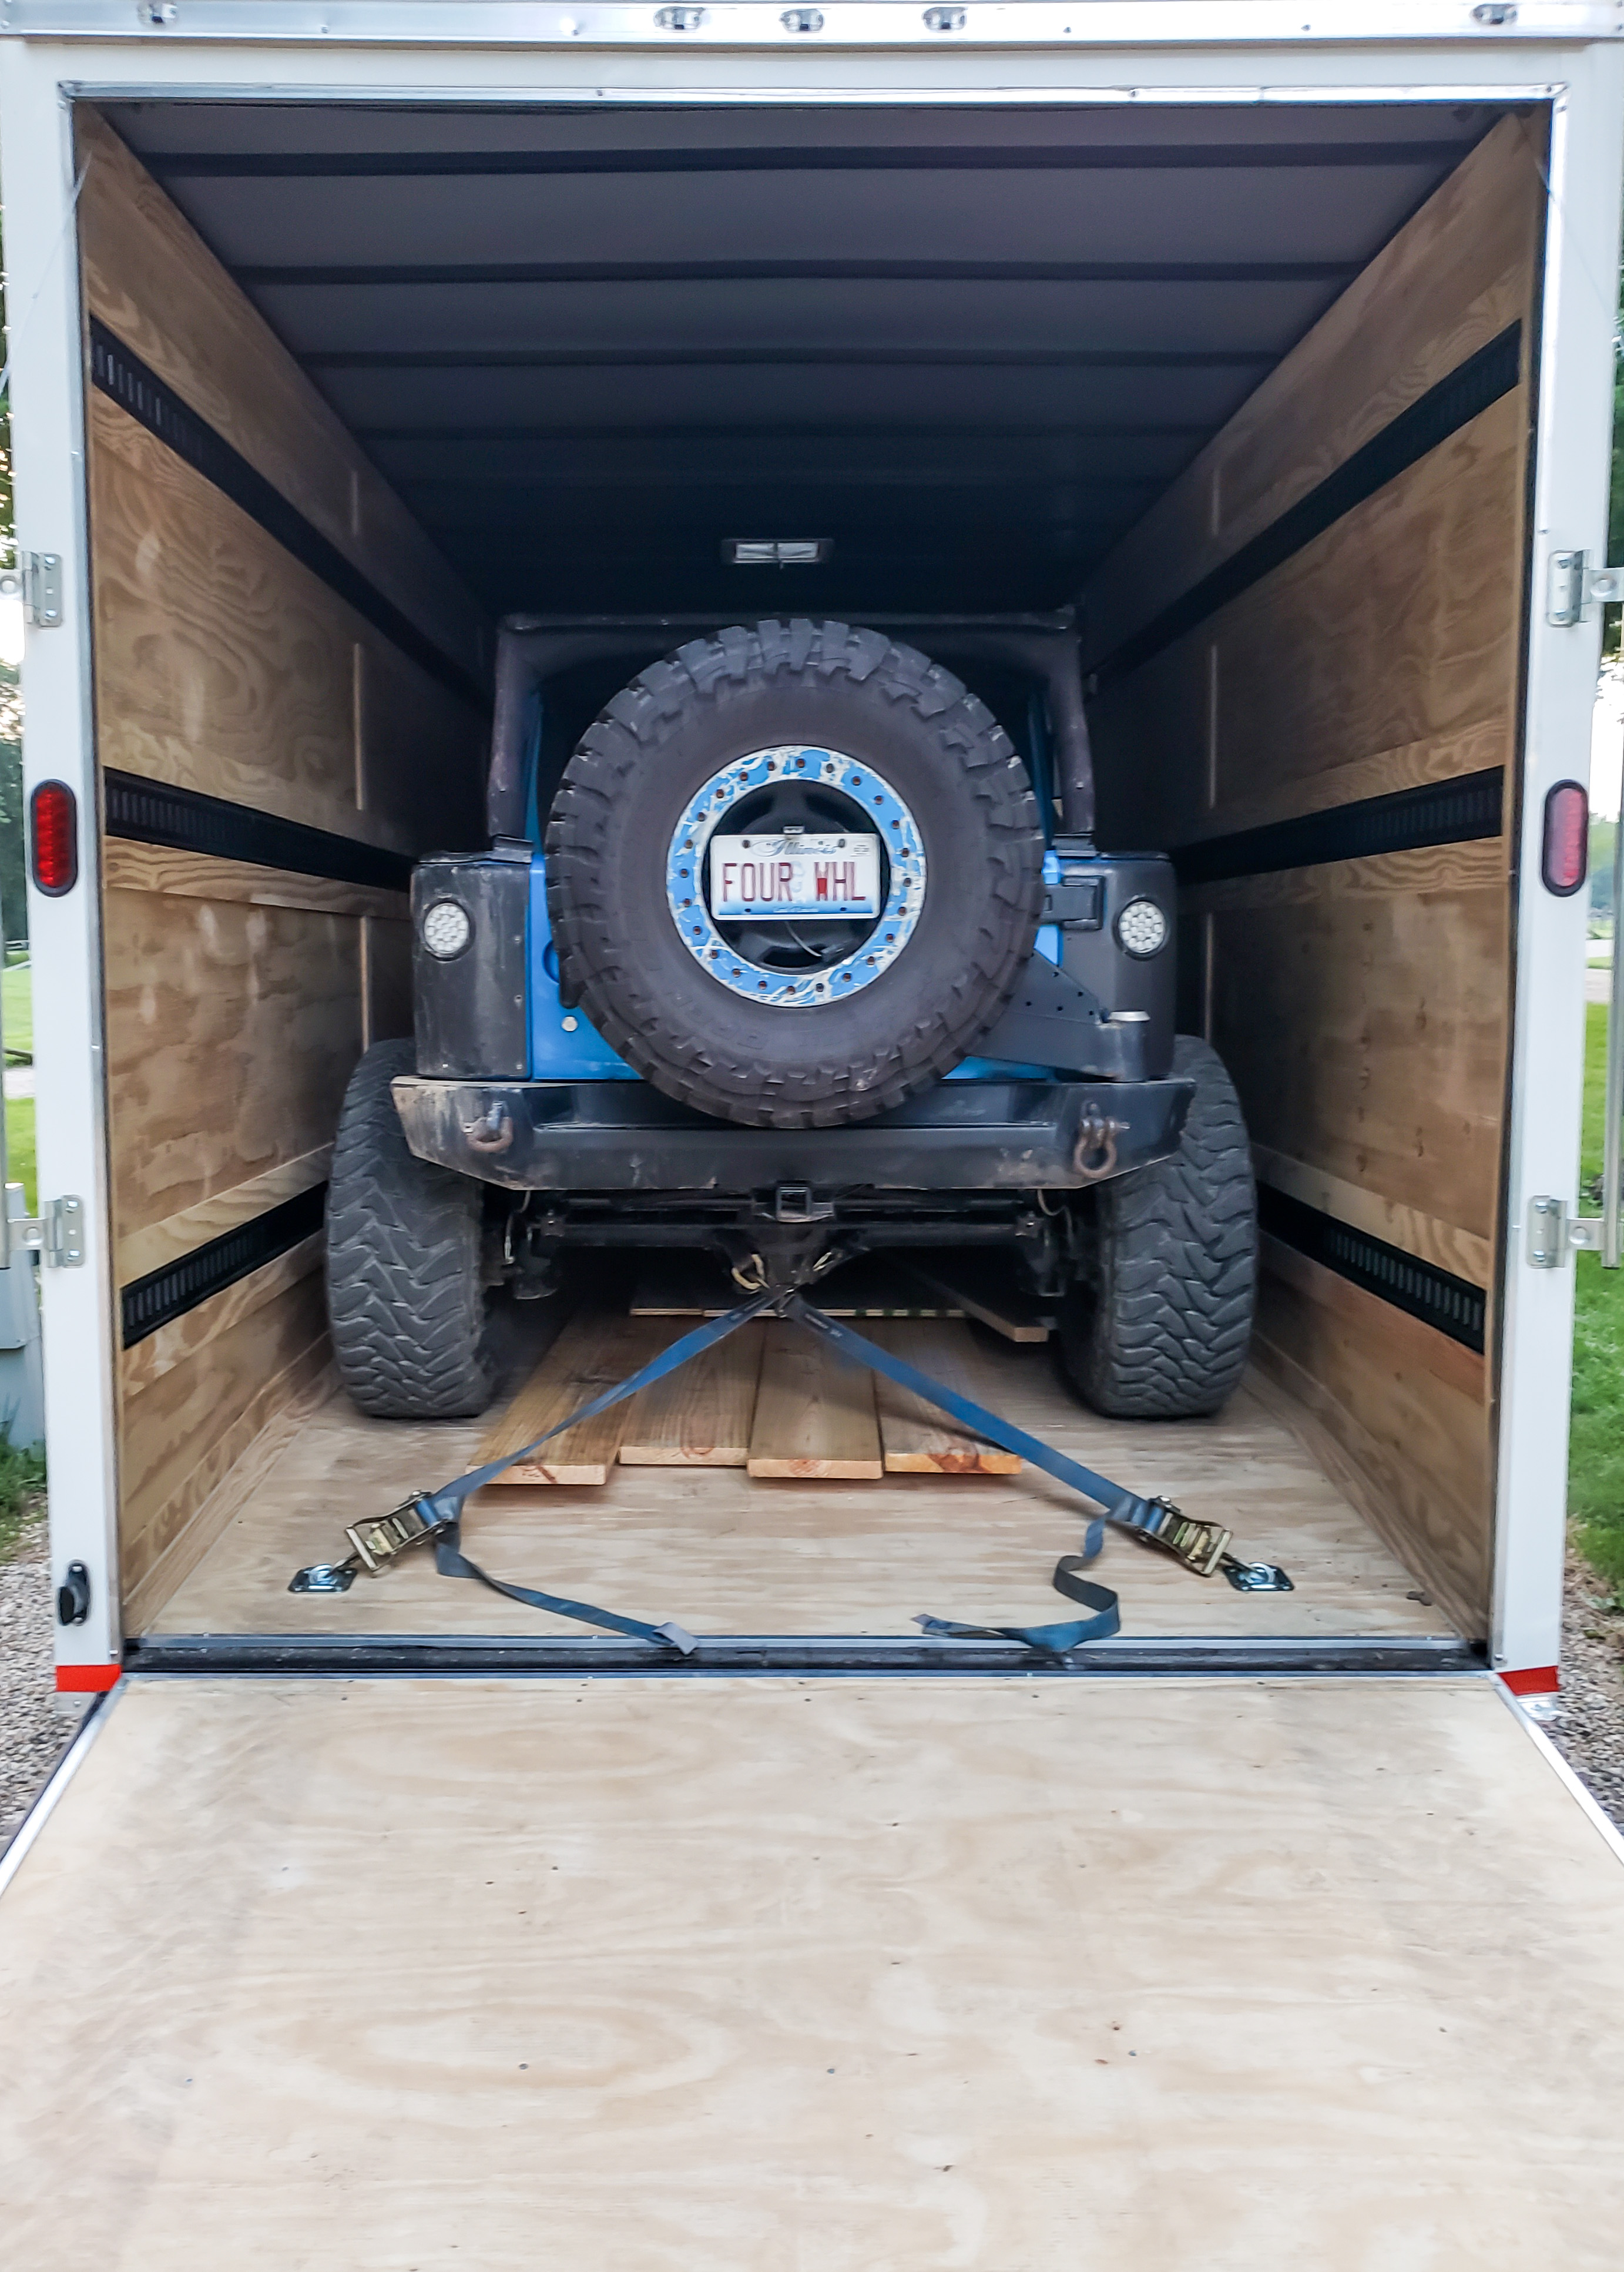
[79, 96, 1542, 1663]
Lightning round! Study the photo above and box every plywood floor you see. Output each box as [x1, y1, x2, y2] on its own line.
[4, 1677, 1623, 2270]
[153, 1323, 1447, 1640]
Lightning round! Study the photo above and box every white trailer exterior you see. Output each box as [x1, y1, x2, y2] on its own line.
[4, 9, 1624, 2257]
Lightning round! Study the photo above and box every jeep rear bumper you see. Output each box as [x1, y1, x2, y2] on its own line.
[391, 1074, 1193, 1195]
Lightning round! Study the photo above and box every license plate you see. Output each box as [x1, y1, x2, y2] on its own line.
[709, 833, 881, 920]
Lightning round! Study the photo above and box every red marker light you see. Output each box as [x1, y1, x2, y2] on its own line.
[29, 779, 78, 896]
[1541, 780, 1588, 898]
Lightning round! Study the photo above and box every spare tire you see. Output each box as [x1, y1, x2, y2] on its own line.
[545, 619, 1044, 1129]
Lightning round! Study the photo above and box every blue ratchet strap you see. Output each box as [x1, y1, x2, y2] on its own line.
[288, 1289, 779, 1653]
[781, 1294, 1233, 1576]
[914, 1540, 1120, 1654]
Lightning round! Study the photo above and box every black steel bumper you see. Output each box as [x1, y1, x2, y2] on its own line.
[391, 1074, 1193, 1195]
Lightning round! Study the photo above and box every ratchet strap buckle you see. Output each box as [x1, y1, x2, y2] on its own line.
[1143, 1497, 1233, 1578]
[288, 1490, 439, 1594]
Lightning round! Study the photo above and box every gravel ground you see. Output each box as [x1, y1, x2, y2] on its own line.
[0, 1508, 87, 1855]
[1542, 1551, 1624, 1832]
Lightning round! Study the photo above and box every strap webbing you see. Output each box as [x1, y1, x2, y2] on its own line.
[781, 1294, 1185, 1554]
[305, 1286, 1244, 1656]
[415, 1291, 779, 1654]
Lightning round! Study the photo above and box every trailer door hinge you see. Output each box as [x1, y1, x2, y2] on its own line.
[1527, 1195, 1599, 1267]
[2, 1184, 84, 1268]
[1546, 550, 1624, 627]
[0, 552, 63, 629]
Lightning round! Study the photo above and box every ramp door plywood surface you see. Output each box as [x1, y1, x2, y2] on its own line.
[150, 1332, 1445, 1640]
[3, 1676, 1623, 2270]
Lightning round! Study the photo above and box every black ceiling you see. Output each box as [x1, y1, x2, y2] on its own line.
[102, 98, 1504, 620]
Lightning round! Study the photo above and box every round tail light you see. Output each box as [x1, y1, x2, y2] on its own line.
[30, 780, 78, 896]
[1541, 780, 1588, 898]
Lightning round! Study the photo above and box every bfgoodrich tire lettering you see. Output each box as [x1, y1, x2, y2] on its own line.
[326, 1040, 496, 1418]
[1059, 1036, 1256, 1419]
[545, 619, 1044, 1129]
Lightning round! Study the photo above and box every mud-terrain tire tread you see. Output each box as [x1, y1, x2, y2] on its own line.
[1060, 1036, 1256, 1419]
[545, 618, 1043, 1129]
[325, 1039, 496, 1419]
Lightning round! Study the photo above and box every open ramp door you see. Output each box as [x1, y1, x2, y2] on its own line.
[4, 1673, 1624, 2264]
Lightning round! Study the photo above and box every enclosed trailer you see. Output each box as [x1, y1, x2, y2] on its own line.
[4, 6, 1624, 2260]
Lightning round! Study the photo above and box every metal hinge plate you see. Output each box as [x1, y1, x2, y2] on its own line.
[1527, 1195, 1599, 1267]
[0, 551, 63, 629]
[1546, 549, 1624, 627]
[2, 1185, 85, 1268]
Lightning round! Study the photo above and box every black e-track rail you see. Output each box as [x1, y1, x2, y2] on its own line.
[126, 1632, 1483, 1681]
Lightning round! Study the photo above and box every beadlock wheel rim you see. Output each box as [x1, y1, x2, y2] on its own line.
[665, 746, 927, 1008]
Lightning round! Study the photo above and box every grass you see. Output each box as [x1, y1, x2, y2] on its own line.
[1, 957, 31, 1060]
[5, 1097, 33, 1212]
[0, 1427, 45, 1564]
[1570, 1000, 1624, 1593]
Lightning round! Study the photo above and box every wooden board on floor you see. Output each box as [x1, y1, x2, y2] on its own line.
[474, 1313, 667, 1485]
[907, 1259, 1054, 1343]
[866, 1319, 1023, 1476]
[630, 1258, 963, 1321]
[747, 1319, 884, 1479]
[619, 1323, 764, 1467]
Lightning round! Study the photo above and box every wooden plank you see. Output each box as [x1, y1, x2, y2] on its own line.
[120, 1235, 323, 1402]
[1250, 1272, 1491, 1637]
[619, 1323, 764, 1467]
[89, 390, 485, 853]
[866, 1320, 1022, 1476]
[907, 1260, 1053, 1343]
[122, 1359, 337, 1637]
[475, 1313, 669, 1486]
[1259, 1234, 1487, 1406]
[1092, 395, 1524, 851]
[1197, 860, 1506, 1248]
[102, 836, 407, 923]
[77, 108, 490, 684]
[116, 1145, 334, 1288]
[747, 1319, 883, 1479]
[1253, 1142, 1494, 1294]
[117, 1274, 330, 1606]
[1083, 117, 1545, 663]
[104, 883, 363, 1246]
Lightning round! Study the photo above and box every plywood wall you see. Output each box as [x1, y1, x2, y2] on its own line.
[1082, 117, 1547, 1637]
[77, 109, 493, 1627]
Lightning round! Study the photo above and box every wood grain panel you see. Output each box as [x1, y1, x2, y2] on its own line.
[1250, 1266, 1491, 1636]
[118, 1273, 330, 1605]
[1202, 866, 1505, 1245]
[362, 915, 415, 1048]
[747, 1321, 884, 1479]
[104, 884, 362, 1244]
[77, 106, 489, 683]
[102, 836, 407, 921]
[17, 1679, 1624, 2265]
[1253, 1142, 1493, 1292]
[1084, 116, 1545, 662]
[122, 1361, 337, 1637]
[117, 1145, 333, 1287]
[120, 1237, 324, 1402]
[90, 391, 484, 853]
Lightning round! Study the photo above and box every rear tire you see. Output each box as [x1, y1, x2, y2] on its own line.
[326, 1040, 497, 1419]
[1059, 1037, 1256, 1419]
